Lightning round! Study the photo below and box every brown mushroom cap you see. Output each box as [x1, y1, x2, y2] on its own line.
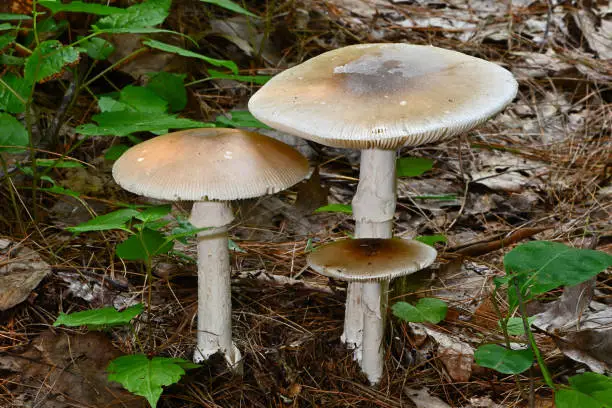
[112, 128, 309, 201]
[307, 238, 437, 281]
[249, 43, 517, 149]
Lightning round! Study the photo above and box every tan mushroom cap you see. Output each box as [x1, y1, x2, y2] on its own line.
[307, 238, 437, 282]
[249, 43, 518, 149]
[112, 128, 309, 201]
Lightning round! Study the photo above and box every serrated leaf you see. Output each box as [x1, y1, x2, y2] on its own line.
[0, 73, 29, 113]
[54, 304, 143, 328]
[96, 0, 171, 29]
[135, 205, 171, 223]
[143, 39, 238, 74]
[116, 228, 173, 261]
[392, 298, 448, 324]
[146, 72, 187, 112]
[24, 40, 80, 84]
[76, 111, 212, 136]
[39, 1, 128, 15]
[474, 344, 533, 374]
[415, 234, 447, 247]
[200, 0, 257, 17]
[107, 354, 198, 407]
[215, 110, 270, 129]
[0, 113, 28, 153]
[66, 208, 140, 233]
[314, 204, 352, 214]
[80, 36, 115, 60]
[208, 69, 270, 84]
[396, 157, 434, 177]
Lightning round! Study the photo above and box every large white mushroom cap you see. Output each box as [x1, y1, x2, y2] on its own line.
[112, 128, 309, 201]
[249, 43, 518, 149]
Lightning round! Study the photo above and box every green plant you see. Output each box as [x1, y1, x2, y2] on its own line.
[474, 241, 612, 406]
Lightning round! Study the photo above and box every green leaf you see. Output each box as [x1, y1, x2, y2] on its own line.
[314, 204, 352, 214]
[413, 194, 457, 201]
[396, 157, 434, 177]
[474, 344, 533, 374]
[392, 298, 448, 324]
[0, 13, 32, 21]
[80, 36, 115, 60]
[229, 238, 246, 253]
[66, 208, 140, 233]
[0, 32, 16, 51]
[107, 354, 198, 407]
[505, 241, 612, 300]
[41, 185, 81, 198]
[117, 86, 168, 113]
[24, 18, 68, 47]
[39, 1, 128, 15]
[116, 228, 173, 261]
[35, 158, 84, 168]
[143, 39, 238, 74]
[200, 0, 257, 17]
[208, 69, 270, 84]
[502, 317, 535, 336]
[555, 389, 603, 408]
[76, 111, 212, 136]
[146, 72, 187, 112]
[53, 304, 143, 329]
[215, 110, 270, 129]
[415, 234, 447, 247]
[24, 40, 80, 84]
[105, 144, 130, 160]
[0, 73, 29, 113]
[0, 23, 15, 31]
[135, 205, 171, 223]
[0, 113, 28, 152]
[96, 0, 171, 29]
[561, 372, 612, 407]
[0, 54, 25, 66]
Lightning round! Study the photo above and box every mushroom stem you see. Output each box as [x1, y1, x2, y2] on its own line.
[348, 149, 396, 363]
[190, 201, 241, 368]
[361, 281, 384, 384]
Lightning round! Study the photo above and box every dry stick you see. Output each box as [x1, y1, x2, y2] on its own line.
[350, 149, 396, 383]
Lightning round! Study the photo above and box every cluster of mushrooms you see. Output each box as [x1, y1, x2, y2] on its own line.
[112, 43, 517, 384]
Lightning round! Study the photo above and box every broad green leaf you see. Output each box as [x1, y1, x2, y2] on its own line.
[135, 205, 171, 223]
[117, 86, 168, 113]
[39, 1, 128, 15]
[66, 208, 139, 233]
[555, 389, 603, 408]
[146, 72, 187, 112]
[98, 96, 129, 113]
[505, 241, 612, 301]
[208, 69, 270, 84]
[0, 13, 32, 21]
[80, 36, 115, 60]
[53, 304, 143, 329]
[0, 33, 16, 50]
[0, 73, 29, 113]
[564, 372, 612, 407]
[314, 204, 352, 214]
[415, 234, 447, 246]
[215, 110, 270, 129]
[24, 40, 80, 84]
[474, 344, 533, 374]
[0, 113, 28, 152]
[105, 144, 130, 160]
[396, 157, 434, 177]
[502, 317, 535, 336]
[35, 158, 84, 168]
[200, 0, 257, 17]
[76, 111, 212, 136]
[392, 298, 448, 324]
[96, 0, 171, 29]
[143, 39, 238, 74]
[107, 354, 198, 407]
[116, 228, 173, 261]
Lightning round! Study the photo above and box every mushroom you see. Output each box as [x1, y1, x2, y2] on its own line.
[248, 43, 517, 360]
[307, 238, 437, 384]
[112, 128, 309, 367]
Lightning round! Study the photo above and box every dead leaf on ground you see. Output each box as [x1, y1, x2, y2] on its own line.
[404, 387, 451, 408]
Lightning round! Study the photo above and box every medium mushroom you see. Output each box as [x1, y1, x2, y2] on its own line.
[249, 43, 517, 360]
[112, 128, 309, 367]
[307, 238, 437, 384]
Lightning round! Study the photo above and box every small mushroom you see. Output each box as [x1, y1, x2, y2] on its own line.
[307, 238, 437, 384]
[112, 128, 309, 367]
[249, 43, 517, 361]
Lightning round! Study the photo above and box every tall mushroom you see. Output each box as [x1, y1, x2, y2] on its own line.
[249, 43, 518, 361]
[112, 128, 309, 367]
[307, 238, 437, 384]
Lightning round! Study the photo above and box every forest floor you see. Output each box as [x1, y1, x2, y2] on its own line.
[0, 0, 611, 407]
